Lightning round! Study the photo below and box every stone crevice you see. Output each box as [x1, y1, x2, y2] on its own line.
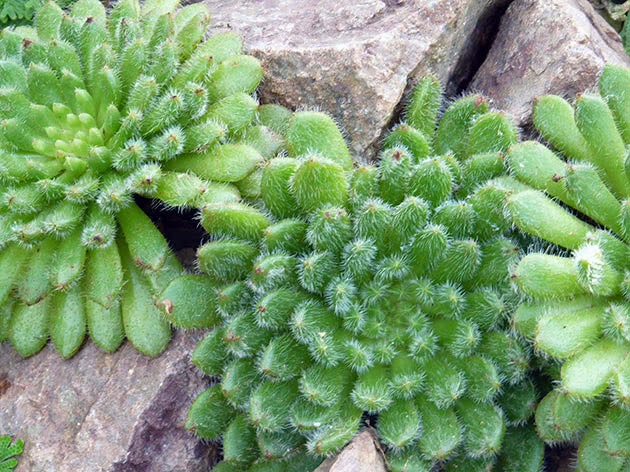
[374, 0, 516, 155]
[447, 0, 516, 95]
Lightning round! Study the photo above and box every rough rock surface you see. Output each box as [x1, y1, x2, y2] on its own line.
[314, 429, 387, 472]
[0, 329, 214, 472]
[205, 0, 514, 159]
[469, 0, 630, 128]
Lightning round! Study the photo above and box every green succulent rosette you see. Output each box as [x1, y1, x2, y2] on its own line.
[174, 78, 544, 471]
[0, 0, 286, 359]
[507, 64, 630, 470]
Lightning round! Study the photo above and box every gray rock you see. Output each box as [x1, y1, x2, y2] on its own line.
[469, 0, 630, 128]
[204, 0, 514, 159]
[0, 330, 215, 472]
[314, 428, 387, 472]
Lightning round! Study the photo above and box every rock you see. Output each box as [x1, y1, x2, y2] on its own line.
[469, 0, 630, 128]
[204, 0, 514, 159]
[0, 330, 215, 472]
[314, 428, 387, 472]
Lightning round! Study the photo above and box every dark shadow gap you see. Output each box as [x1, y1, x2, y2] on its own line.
[134, 195, 207, 253]
[446, 0, 515, 96]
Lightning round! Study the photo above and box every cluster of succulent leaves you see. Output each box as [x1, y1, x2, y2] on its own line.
[0, 0, 278, 359]
[180, 77, 547, 472]
[506, 64, 630, 471]
[0, 436, 23, 472]
[1, 0, 74, 28]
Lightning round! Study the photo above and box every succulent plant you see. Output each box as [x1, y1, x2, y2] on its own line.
[506, 64, 630, 470]
[0, 435, 23, 472]
[176, 77, 543, 471]
[0, 0, 280, 359]
[0, 0, 73, 28]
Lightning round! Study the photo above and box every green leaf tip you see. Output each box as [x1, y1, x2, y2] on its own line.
[0, 436, 24, 472]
